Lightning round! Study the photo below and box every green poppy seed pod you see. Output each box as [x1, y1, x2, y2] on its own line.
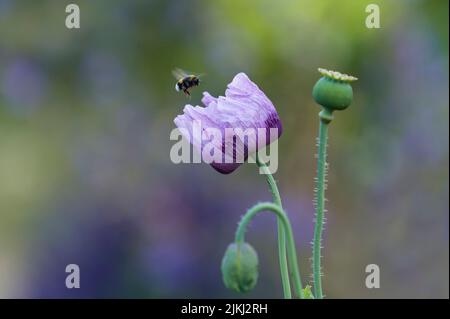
[221, 242, 258, 293]
[312, 68, 358, 112]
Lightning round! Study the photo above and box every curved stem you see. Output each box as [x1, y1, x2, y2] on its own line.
[235, 202, 304, 299]
[312, 112, 331, 299]
[256, 155, 291, 299]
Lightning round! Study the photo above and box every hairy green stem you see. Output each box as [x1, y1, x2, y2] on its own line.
[312, 110, 332, 299]
[235, 202, 304, 299]
[256, 156, 291, 299]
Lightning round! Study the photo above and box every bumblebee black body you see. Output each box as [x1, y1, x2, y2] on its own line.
[176, 75, 200, 96]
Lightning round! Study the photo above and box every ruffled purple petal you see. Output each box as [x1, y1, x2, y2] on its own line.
[201, 92, 218, 107]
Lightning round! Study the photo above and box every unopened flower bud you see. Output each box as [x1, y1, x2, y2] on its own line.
[221, 242, 258, 293]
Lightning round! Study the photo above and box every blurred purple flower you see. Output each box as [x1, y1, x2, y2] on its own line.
[174, 73, 282, 174]
[1, 58, 47, 114]
[80, 51, 126, 107]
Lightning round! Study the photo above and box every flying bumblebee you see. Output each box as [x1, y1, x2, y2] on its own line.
[172, 68, 203, 97]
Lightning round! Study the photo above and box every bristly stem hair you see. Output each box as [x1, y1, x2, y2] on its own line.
[312, 109, 332, 299]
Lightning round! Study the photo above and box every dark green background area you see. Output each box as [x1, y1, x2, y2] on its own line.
[0, 0, 448, 298]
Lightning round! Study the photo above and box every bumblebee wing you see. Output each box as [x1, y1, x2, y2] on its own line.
[172, 68, 188, 80]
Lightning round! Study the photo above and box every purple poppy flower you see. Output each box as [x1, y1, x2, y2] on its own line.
[174, 72, 282, 174]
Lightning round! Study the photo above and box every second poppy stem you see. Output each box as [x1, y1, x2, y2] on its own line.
[256, 155, 292, 299]
[235, 202, 304, 299]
